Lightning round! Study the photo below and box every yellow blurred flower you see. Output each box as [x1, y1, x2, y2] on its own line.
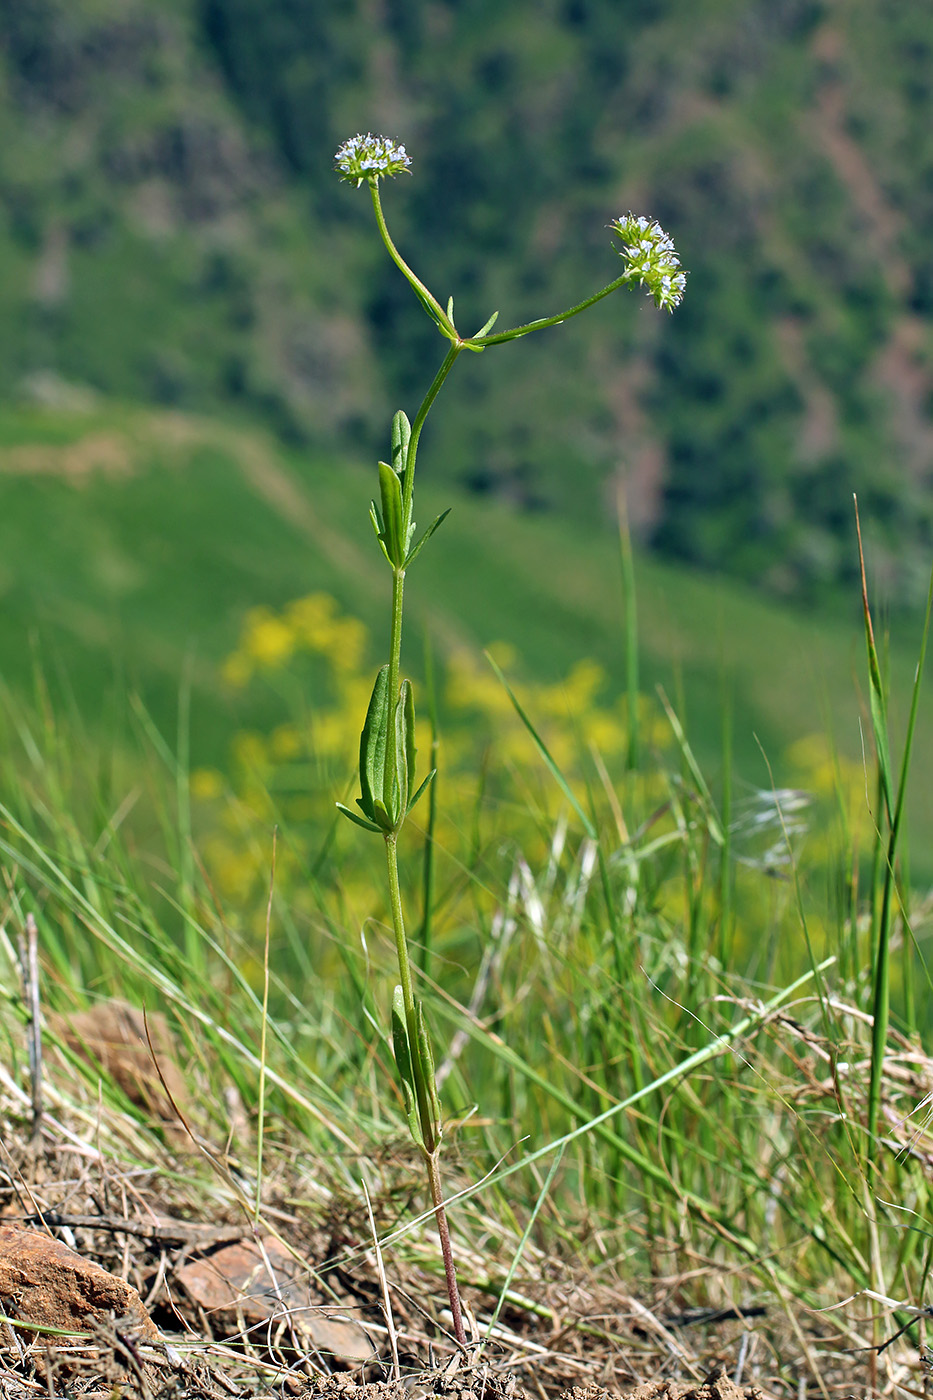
[243, 608, 296, 667]
[191, 767, 224, 800]
[203, 591, 674, 924]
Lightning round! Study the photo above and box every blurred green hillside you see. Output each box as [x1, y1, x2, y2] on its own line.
[1, 0, 932, 603]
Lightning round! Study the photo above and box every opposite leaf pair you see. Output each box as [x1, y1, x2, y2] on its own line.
[392, 985, 443, 1155]
[370, 410, 450, 571]
[337, 662, 435, 834]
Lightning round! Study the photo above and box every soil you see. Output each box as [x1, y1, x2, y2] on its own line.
[0, 1133, 779, 1400]
[0, 999, 915, 1400]
[0, 1192, 773, 1400]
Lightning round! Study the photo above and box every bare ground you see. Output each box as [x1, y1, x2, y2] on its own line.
[4, 972, 931, 1400]
[0, 1107, 921, 1400]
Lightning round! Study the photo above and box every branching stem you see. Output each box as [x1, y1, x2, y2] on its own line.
[348, 159, 682, 1356]
[370, 182, 456, 338]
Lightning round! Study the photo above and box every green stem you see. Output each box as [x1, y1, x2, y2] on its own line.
[403, 342, 463, 528]
[467, 270, 635, 347]
[385, 830, 467, 1346]
[425, 1149, 468, 1345]
[370, 177, 637, 355]
[384, 832, 431, 1136]
[385, 833, 417, 1019]
[363, 195, 473, 1349]
[382, 344, 461, 812]
[370, 181, 456, 338]
[383, 566, 406, 813]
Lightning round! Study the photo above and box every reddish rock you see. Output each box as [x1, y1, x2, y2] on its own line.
[0, 1224, 160, 1380]
[176, 1235, 373, 1362]
[53, 998, 189, 1131]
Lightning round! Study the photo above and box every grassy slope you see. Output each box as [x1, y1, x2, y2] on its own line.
[0, 398, 928, 856]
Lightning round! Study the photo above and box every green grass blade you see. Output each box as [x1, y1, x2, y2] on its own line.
[855, 498, 894, 823]
[657, 687, 724, 845]
[617, 488, 640, 771]
[485, 652, 596, 839]
[866, 552, 933, 1153]
[483, 1142, 565, 1343]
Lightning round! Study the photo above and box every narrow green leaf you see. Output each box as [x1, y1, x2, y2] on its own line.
[412, 285, 450, 335]
[474, 309, 499, 338]
[358, 665, 390, 820]
[865, 538, 933, 1157]
[391, 410, 411, 477]
[416, 1000, 442, 1149]
[656, 688, 724, 846]
[394, 680, 413, 816]
[891, 556, 933, 843]
[402, 679, 416, 801]
[446, 295, 455, 323]
[372, 797, 394, 833]
[404, 509, 451, 568]
[485, 1143, 565, 1342]
[406, 768, 436, 816]
[867, 677, 893, 822]
[335, 802, 381, 834]
[369, 503, 392, 565]
[378, 460, 404, 565]
[485, 653, 596, 839]
[391, 986, 423, 1146]
[855, 498, 894, 822]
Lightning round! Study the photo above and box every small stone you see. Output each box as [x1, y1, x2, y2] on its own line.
[0, 1224, 160, 1383]
[177, 1235, 374, 1363]
[53, 998, 189, 1132]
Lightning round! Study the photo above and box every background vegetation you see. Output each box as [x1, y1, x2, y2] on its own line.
[1, 0, 932, 599]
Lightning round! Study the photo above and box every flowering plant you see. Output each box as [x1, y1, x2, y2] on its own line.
[334, 132, 685, 1344]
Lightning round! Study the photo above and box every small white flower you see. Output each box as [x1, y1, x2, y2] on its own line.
[335, 133, 412, 187]
[610, 212, 686, 311]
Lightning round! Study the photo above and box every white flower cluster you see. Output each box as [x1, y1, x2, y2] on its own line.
[335, 133, 412, 187]
[610, 213, 686, 311]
